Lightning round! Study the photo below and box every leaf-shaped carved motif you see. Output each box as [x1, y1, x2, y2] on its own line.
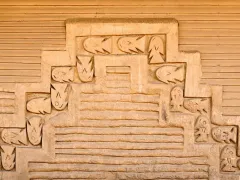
[27, 97, 51, 114]
[1, 145, 15, 171]
[1, 128, 27, 145]
[52, 67, 74, 83]
[83, 37, 111, 54]
[27, 116, 43, 146]
[118, 36, 145, 54]
[148, 36, 165, 63]
[156, 65, 185, 84]
[77, 56, 94, 82]
[51, 84, 71, 110]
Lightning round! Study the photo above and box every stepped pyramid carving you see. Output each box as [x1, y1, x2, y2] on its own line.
[0, 18, 238, 180]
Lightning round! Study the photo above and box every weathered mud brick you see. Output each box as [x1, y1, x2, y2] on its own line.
[0, 16, 239, 180]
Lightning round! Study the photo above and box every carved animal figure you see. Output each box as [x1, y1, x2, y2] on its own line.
[27, 116, 44, 145]
[170, 86, 184, 111]
[52, 67, 74, 82]
[221, 145, 237, 172]
[155, 65, 185, 84]
[83, 37, 111, 54]
[1, 145, 15, 171]
[183, 98, 208, 114]
[148, 36, 165, 63]
[77, 56, 94, 82]
[1, 128, 27, 145]
[51, 84, 71, 110]
[27, 97, 51, 114]
[194, 115, 210, 142]
[212, 126, 237, 144]
[118, 36, 145, 54]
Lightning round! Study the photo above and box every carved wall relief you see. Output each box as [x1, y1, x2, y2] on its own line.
[155, 64, 185, 84]
[170, 86, 184, 112]
[27, 93, 52, 114]
[52, 67, 74, 83]
[0, 91, 15, 114]
[148, 36, 165, 63]
[221, 145, 237, 172]
[27, 97, 51, 114]
[0, 18, 239, 179]
[76, 34, 166, 59]
[1, 129, 27, 145]
[51, 84, 71, 110]
[118, 35, 145, 54]
[76, 56, 94, 82]
[183, 98, 209, 114]
[83, 36, 112, 54]
[1, 145, 15, 171]
[27, 116, 43, 146]
[212, 126, 237, 144]
[195, 115, 210, 142]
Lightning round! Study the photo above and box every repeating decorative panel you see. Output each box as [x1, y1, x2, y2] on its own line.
[0, 1, 240, 115]
[0, 1, 240, 179]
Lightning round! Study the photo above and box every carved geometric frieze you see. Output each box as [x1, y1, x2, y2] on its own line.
[0, 18, 239, 180]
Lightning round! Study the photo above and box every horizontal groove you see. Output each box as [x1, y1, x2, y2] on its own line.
[105, 81, 130, 88]
[0, 106, 14, 114]
[0, 76, 40, 83]
[0, 99, 14, 106]
[29, 171, 208, 180]
[0, 33, 65, 39]
[0, 21, 64, 26]
[0, 39, 65, 44]
[223, 92, 240, 99]
[1, 0, 240, 6]
[0, 26, 65, 33]
[0, 43, 65, 50]
[202, 67, 240, 72]
[29, 171, 106, 179]
[223, 86, 240, 92]
[79, 93, 159, 103]
[180, 44, 240, 53]
[29, 163, 208, 173]
[54, 120, 160, 128]
[117, 172, 208, 179]
[106, 74, 130, 81]
[223, 99, 240, 106]
[0, 63, 40, 69]
[180, 37, 240, 45]
[55, 142, 183, 150]
[54, 149, 186, 157]
[202, 60, 240, 66]
[0, 92, 15, 99]
[0, 50, 41, 56]
[0, 70, 40, 76]
[2, 14, 240, 21]
[77, 110, 158, 120]
[202, 72, 240, 79]
[0, 57, 40, 64]
[53, 155, 208, 165]
[223, 107, 240, 115]
[56, 134, 183, 143]
[202, 53, 240, 60]
[77, 102, 159, 112]
[56, 127, 183, 135]
[201, 79, 240, 86]
[1, 6, 240, 14]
